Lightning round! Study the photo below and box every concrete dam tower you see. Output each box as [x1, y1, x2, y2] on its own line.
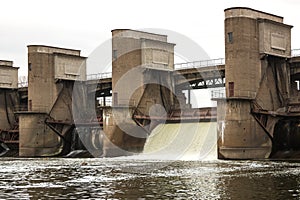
[102, 29, 176, 156]
[19, 46, 86, 157]
[103, 29, 217, 159]
[217, 7, 294, 159]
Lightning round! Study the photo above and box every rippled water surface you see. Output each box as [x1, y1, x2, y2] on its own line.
[0, 158, 300, 199]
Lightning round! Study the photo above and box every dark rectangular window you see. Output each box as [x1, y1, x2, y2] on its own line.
[113, 92, 118, 106]
[229, 82, 234, 97]
[228, 32, 233, 43]
[113, 50, 117, 59]
[28, 99, 32, 111]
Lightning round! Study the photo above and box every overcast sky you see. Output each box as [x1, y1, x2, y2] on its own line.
[1, 0, 299, 76]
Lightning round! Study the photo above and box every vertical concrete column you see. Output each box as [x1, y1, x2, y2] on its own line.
[218, 7, 292, 159]
[102, 29, 175, 156]
[19, 45, 86, 157]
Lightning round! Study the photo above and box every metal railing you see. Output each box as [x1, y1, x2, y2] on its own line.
[175, 58, 225, 70]
[86, 72, 112, 80]
[211, 88, 226, 99]
[98, 98, 112, 107]
[211, 89, 257, 99]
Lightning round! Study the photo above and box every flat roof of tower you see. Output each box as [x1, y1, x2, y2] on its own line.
[27, 45, 81, 56]
[224, 7, 283, 19]
[111, 29, 168, 37]
[0, 60, 13, 67]
[0, 60, 19, 69]
[27, 45, 81, 52]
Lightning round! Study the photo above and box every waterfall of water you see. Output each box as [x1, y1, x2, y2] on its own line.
[142, 122, 217, 160]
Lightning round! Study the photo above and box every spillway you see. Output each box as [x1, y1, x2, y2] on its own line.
[142, 122, 217, 160]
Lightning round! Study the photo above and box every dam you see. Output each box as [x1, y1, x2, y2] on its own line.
[0, 7, 300, 159]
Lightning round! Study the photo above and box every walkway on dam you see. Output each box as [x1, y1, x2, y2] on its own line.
[16, 49, 300, 104]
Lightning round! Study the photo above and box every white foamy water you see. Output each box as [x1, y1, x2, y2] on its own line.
[141, 122, 217, 161]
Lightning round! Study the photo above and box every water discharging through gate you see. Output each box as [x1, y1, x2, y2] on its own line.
[142, 122, 217, 160]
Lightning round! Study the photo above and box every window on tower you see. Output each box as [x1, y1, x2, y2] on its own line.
[228, 32, 233, 43]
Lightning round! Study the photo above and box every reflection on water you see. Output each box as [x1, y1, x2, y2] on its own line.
[0, 158, 300, 199]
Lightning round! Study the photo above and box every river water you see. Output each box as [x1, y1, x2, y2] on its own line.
[0, 158, 300, 199]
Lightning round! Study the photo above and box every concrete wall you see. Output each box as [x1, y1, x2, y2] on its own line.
[225, 16, 260, 98]
[258, 19, 292, 57]
[27, 48, 56, 112]
[141, 39, 175, 71]
[0, 61, 18, 89]
[27, 46, 86, 113]
[0, 61, 19, 131]
[102, 107, 147, 156]
[217, 99, 272, 159]
[54, 54, 86, 81]
[19, 113, 62, 157]
[111, 35, 142, 106]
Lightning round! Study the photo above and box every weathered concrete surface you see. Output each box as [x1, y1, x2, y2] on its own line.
[102, 29, 176, 156]
[0, 61, 19, 129]
[0, 90, 18, 131]
[0, 61, 20, 156]
[19, 45, 87, 157]
[19, 113, 62, 157]
[217, 99, 272, 159]
[0, 61, 18, 89]
[218, 7, 294, 159]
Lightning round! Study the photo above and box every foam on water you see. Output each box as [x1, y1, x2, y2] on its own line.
[140, 122, 218, 161]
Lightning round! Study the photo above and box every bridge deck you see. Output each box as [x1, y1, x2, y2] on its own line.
[15, 54, 300, 99]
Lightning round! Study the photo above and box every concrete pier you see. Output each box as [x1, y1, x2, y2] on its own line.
[101, 30, 176, 156]
[217, 7, 296, 159]
[19, 46, 87, 157]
